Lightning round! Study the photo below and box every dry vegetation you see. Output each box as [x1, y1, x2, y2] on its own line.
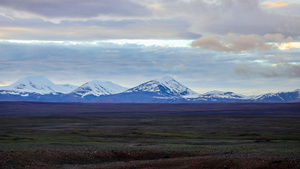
[0, 102, 299, 168]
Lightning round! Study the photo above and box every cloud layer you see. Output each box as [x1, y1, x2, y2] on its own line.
[234, 63, 300, 78]
[0, 41, 299, 95]
[0, 0, 299, 95]
[0, 0, 299, 40]
[0, 0, 150, 18]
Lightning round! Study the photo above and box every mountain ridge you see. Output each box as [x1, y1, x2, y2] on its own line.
[0, 75, 77, 94]
[0, 76, 299, 103]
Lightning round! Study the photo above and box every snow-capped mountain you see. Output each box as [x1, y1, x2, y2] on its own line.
[0, 76, 77, 95]
[124, 76, 199, 99]
[252, 89, 300, 102]
[94, 76, 200, 103]
[157, 76, 199, 98]
[71, 80, 128, 97]
[0, 75, 299, 103]
[190, 91, 252, 102]
[200, 91, 249, 99]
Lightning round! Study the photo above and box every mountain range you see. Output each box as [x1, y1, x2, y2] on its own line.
[0, 76, 299, 103]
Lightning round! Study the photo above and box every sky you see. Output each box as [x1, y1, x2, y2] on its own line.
[0, 0, 299, 95]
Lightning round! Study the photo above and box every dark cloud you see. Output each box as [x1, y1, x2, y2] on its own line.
[0, 0, 150, 18]
[191, 34, 275, 52]
[191, 36, 229, 52]
[232, 35, 272, 51]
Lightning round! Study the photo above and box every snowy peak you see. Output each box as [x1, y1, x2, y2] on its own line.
[125, 80, 173, 95]
[125, 76, 199, 98]
[1, 75, 299, 103]
[71, 80, 127, 97]
[0, 76, 75, 94]
[253, 89, 300, 102]
[200, 91, 248, 99]
[157, 76, 199, 98]
[11, 75, 55, 90]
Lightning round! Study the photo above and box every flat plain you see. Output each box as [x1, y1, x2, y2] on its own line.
[0, 102, 300, 168]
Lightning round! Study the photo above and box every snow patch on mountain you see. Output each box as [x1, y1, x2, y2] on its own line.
[252, 93, 278, 100]
[200, 90, 249, 99]
[125, 80, 165, 93]
[0, 76, 77, 94]
[295, 89, 300, 98]
[253, 89, 300, 101]
[71, 80, 128, 97]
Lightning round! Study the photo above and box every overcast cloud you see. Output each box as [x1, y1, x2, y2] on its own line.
[0, 41, 299, 95]
[0, 0, 299, 95]
[0, 0, 151, 18]
[0, 0, 299, 40]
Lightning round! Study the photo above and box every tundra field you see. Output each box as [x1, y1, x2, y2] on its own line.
[0, 102, 300, 168]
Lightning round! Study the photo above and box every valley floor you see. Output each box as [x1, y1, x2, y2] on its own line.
[0, 102, 299, 168]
